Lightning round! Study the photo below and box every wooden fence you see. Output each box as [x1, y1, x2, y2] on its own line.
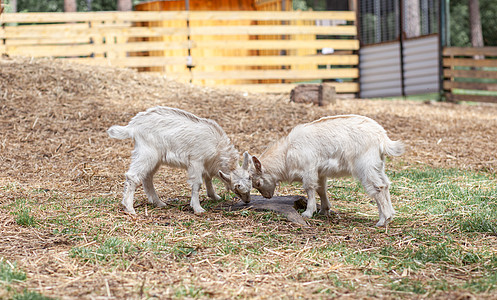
[443, 47, 497, 103]
[0, 11, 359, 94]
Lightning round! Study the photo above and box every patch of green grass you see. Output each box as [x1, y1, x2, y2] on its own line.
[0, 260, 26, 283]
[50, 216, 82, 237]
[328, 179, 363, 202]
[306, 227, 497, 294]
[0, 260, 51, 300]
[326, 274, 356, 290]
[464, 272, 497, 293]
[174, 285, 205, 298]
[31, 188, 50, 194]
[380, 92, 440, 101]
[83, 197, 115, 205]
[388, 167, 497, 234]
[258, 211, 287, 223]
[170, 243, 197, 259]
[379, 240, 497, 272]
[390, 278, 427, 294]
[459, 214, 497, 234]
[181, 219, 195, 227]
[12, 289, 54, 300]
[15, 208, 37, 227]
[1, 198, 27, 211]
[452, 88, 497, 96]
[250, 230, 289, 247]
[217, 239, 241, 255]
[241, 256, 261, 273]
[70, 237, 139, 267]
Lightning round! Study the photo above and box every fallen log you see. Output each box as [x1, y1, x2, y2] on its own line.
[221, 195, 321, 225]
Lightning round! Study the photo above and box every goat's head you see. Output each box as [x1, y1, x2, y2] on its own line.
[219, 152, 252, 203]
[247, 153, 276, 199]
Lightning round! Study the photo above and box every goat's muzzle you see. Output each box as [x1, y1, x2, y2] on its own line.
[236, 191, 251, 204]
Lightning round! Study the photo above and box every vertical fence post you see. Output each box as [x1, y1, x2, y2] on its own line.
[399, 0, 406, 97]
[438, 0, 445, 101]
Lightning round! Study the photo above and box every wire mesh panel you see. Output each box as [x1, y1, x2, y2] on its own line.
[359, 0, 399, 45]
[359, 0, 439, 45]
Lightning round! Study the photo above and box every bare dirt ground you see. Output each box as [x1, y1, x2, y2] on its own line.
[1, 57, 496, 299]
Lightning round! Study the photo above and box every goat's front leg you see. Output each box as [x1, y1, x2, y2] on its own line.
[302, 173, 318, 218]
[188, 162, 205, 214]
[317, 176, 331, 216]
[204, 175, 221, 201]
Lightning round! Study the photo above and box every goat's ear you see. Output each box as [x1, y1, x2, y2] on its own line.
[218, 170, 231, 184]
[242, 151, 251, 170]
[252, 156, 262, 174]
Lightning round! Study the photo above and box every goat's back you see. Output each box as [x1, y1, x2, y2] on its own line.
[283, 115, 402, 161]
[123, 106, 233, 165]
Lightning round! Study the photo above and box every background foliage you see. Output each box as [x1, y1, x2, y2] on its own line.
[450, 0, 497, 46]
[3, 0, 143, 12]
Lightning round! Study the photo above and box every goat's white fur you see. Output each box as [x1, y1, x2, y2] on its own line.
[248, 114, 404, 227]
[108, 106, 251, 214]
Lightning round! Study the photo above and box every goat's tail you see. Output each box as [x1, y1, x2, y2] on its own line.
[107, 125, 131, 140]
[383, 139, 405, 157]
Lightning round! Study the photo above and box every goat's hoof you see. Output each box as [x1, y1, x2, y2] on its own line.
[123, 207, 137, 215]
[319, 209, 331, 216]
[193, 207, 206, 214]
[375, 217, 392, 227]
[154, 200, 167, 208]
[301, 210, 314, 218]
[210, 195, 222, 201]
[321, 209, 341, 219]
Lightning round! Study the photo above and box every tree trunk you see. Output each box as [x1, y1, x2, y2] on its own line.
[9, 0, 17, 13]
[405, 0, 420, 38]
[117, 0, 132, 11]
[64, 0, 77, 12]
[469, 0, 484, 47]
[86, 0, 92, 11]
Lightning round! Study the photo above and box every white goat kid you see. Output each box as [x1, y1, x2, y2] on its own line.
[247, 115, 404, 227]
[108, 106, 252, 215]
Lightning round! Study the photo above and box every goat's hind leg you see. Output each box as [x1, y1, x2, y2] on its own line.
[122, 149, 160, 215]
[374, 187, 394, 227]
[142, 164, 167, 208]
[360, 169, 395, 227]
[122, 174, 139, 215]
[376, 169, 395, 226]
[355, 152, 395, 227]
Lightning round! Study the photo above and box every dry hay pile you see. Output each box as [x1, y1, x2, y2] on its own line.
[1, 57, 495, 193]
[1, 56, 497, 299]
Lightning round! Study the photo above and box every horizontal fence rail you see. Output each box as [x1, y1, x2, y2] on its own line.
[0, 11, 359, 94]
[443, 47, 497, 103]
